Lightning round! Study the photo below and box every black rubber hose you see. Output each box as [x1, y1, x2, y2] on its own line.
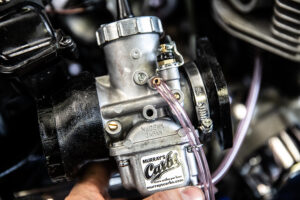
[37, 72, 109, 182]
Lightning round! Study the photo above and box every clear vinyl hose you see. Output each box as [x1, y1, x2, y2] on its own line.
[153, 56, 262, 199]
[154, 81, 214, 200]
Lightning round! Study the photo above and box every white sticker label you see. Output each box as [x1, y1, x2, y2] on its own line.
[141, 150, 185, 191]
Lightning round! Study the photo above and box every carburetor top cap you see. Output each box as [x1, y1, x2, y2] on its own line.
[96, 16, 164, 46]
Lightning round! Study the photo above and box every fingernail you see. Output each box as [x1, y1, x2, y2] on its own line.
[179, 187, 204, 200]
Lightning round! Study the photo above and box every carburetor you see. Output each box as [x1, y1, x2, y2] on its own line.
[96, 14, 198, 194]
[37, 0, 232, 196]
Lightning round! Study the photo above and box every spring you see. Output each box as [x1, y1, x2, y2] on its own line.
[197, 103, 210, 121]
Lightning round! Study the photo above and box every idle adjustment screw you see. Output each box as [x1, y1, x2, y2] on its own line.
[105, 120, 122, 135]
[108, 121, 118, 131]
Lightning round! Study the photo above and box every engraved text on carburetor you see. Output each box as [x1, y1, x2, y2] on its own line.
[142, 124, 164, 138]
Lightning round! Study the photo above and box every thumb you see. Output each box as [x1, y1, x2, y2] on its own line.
[143, 186, 205, 200]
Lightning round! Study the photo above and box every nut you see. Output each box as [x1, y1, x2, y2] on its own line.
[151, 77, 161, 86]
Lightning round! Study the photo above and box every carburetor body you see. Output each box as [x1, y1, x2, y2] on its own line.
[95, 16, 198, 194]
[37, 2, 232, 196]
[93, 13, 229, 194]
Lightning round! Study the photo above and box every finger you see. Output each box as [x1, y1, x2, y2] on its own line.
[65, 181, 106, 200]
[144, 186, 205, 200]
[79, 162, 111, 191]
[66, 162, 112, 200]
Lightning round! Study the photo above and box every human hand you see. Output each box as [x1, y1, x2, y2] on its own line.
[66, 163, 204, 200]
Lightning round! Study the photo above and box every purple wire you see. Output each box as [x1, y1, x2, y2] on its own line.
[212, 56, 262, 184]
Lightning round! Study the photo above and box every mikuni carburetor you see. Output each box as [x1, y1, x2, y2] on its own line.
[37, 0, 233, 196]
